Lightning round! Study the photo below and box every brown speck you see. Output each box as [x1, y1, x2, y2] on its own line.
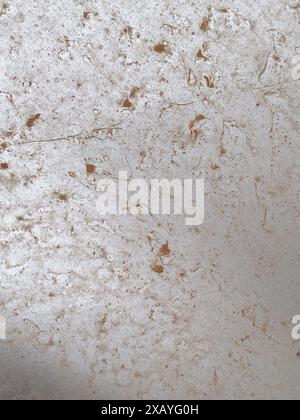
[0, 143, 8, 150]
[68, 171, 77, 178]
[273, 53, 280, 62]
[203, 75, 214, 88]
[211, 163, 220, 171]
[0, 162, 9, 170]
[26, 114, 41, 129]
[54, 192, 69, 202]
[1, 131, 14, 138]
[196, 49, 207, 60]
[86, 164, 96, 174]
[220, 146, 227, 156]
[297, 352, 300, 358]
[190, 129, 201, 142]
[159, 242, 170, 257]
[124, 25, 133, 40]
[188, 69, 197, 86]
[151, 263, 164, 274]
[83, 11, 92, 20]
[213, 368, 219, 387]
[122, 98, 133, 109]
[130, 86, 139, 99]
[240, 335, 250, 343]
[154, 42, 170, 54]
[189, 114, 206, 130]
[200, 17, 210, 32]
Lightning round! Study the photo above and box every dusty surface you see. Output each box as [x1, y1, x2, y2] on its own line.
[0, 0, 300, 400]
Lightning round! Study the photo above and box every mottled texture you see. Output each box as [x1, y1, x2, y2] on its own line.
[0, 0, 299, 400]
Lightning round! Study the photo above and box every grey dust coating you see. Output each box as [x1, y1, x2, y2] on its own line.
[0, 0, 299, 400]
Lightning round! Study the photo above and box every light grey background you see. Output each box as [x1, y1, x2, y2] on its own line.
[0, 0, 299, 400]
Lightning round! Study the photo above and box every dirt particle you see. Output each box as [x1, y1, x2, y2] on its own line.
[297, 352, 300, 358]
[151, 263, 164, 274]
[154, 42, 170, 54]
[68, 171, 77, 178]
[26, 114, 41, 129]
[0, 143, 8, 150]
[159, 242, 170, 257]
[86, 164, 96, 174]
[0, 162, 9, 170]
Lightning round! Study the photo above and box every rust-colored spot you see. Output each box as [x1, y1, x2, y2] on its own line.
[26, 114, 41, 128]
[220, 146, 227, 156]
[151, 263, 164, 274]
[154, 42, 169, 54]
[124, 25, 133, 39]
[211, 163, 220, 170]
[159, 242, 170, 257]
[122, 98, 133, 109]
[0, 162, 9, 170]
[188, 68, 197, 86]
[189, 114, 206, 130]
[190, 129, 201, 142]
[1, 131, 14, 138]
[203, 75, 214, 88]
[130, 86, 139, 99]
[0, 143, 8, 150]
[196, 49, 207, 60]
[54, 192, 69, 202]
[83, 11, 92, 20]
[200, 17, 210, 32]
[297, 352, 300, 358]
[86, 164, 96, 174]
